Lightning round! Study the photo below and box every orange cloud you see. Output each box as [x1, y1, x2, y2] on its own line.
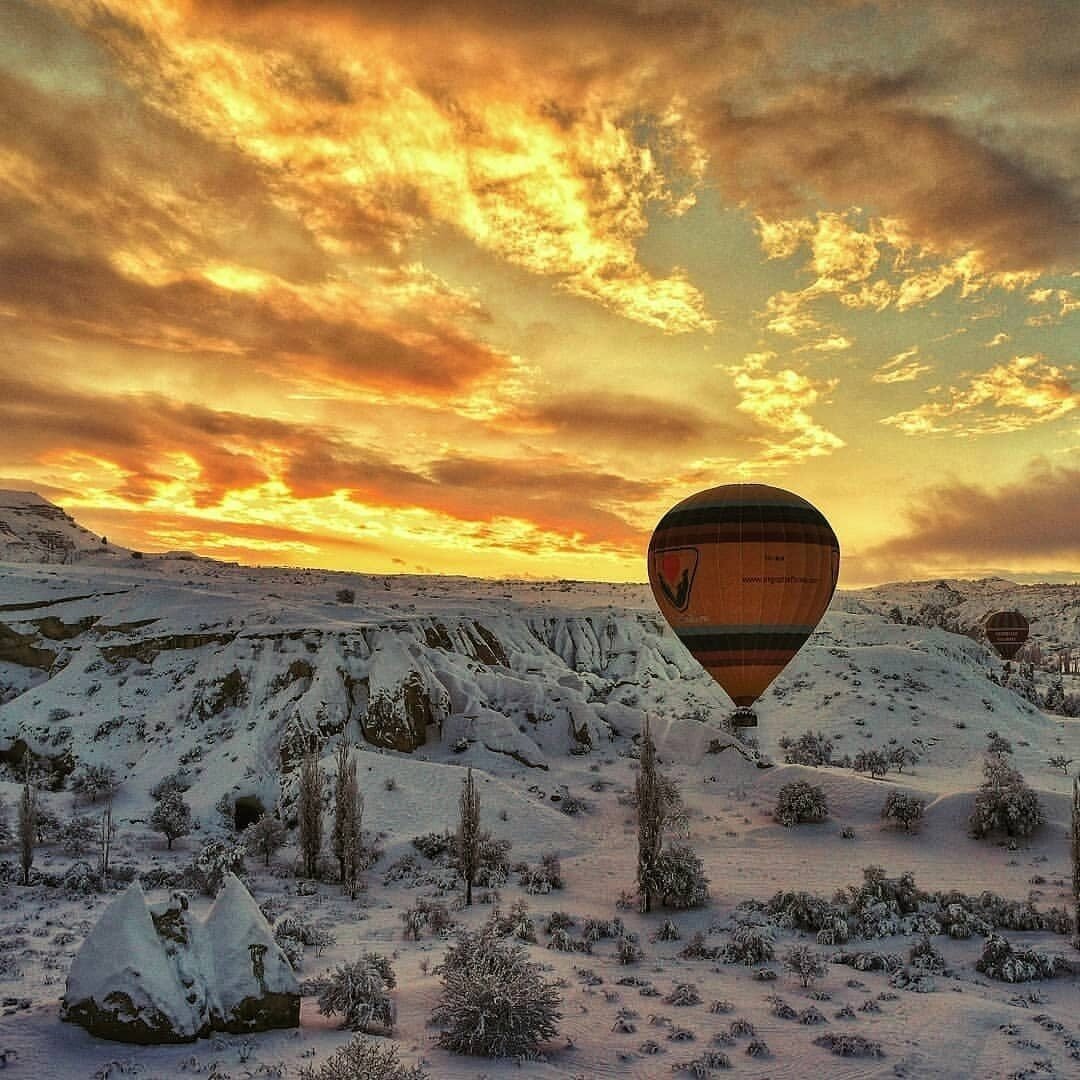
[881, 354, 1079, 436]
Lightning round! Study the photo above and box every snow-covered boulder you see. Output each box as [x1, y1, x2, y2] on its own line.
[62, 876, 299, 1044]
[60, 882, 205, 1044]
[202, 874, 300, 1033]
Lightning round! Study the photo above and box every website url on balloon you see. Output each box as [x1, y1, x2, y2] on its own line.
[742, 575, 820, 584]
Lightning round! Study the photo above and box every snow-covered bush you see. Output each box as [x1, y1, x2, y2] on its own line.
[317, 955, 397, 1032]
[780, 730, 834, 767]
[654, 918, 681, 941]
[149, 772, 191, 801]
[969, 757, 1044, 839]
[722, 923, 775, 965]
[432, 920, 562, 1058]
[616, 936, 643, 964]
[411, 831, 454, 861]
[642, 843, 709, 909]
[908, 936, 946, 973]
[852, 750, 889, 778]
[975, 934, 1067, 982]
[814, 1033, 883, 1058]
[774, 781, 828, 826]
[519, 851, 563, 893]
[60, 815, 98, 855]
[784, 945, 827, 987]
[298, 1035, 427, 1080]
[190, 838, 246, 895]
[71, 764, 119, 805]
[881, 792, 926, 832]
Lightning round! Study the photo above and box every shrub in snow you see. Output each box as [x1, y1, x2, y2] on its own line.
[298, 1035, 428, 1080]
[191, 838, 246, 896]
[617, 936, 643, 964]
[149, 772, 191, 801]
[832, 950, 903, 973]
[767, 890, 848, 936]
[411, 830, 454, 861]
[316, 955, 396, 1033]
[975, 934, 1067, 983]
[680, 932, 723, 961]
[852, 750, 889, 778]
[728, 1018, 755, 1037]
[908, 936, 946, 973]
[642, 842, 709, 909]
[71, 764, 119, 805]
[673, 1050, 730, 1072]
[495, 899, 536, 943]
[814, 1034, 883, 1058]
[969, 756, 1044, 840]
[773, 781, 828, 826]
[61, 814, 99, 855]
[335, 588, 355, 604]
[432, 920, 562, 1058]
[654, 918, 681, 941]
[519, 851, 563, 893]
[666, 982, 701, 1006]
[986, 733, 1013, 755]
[881, 792, 926, 832]
[780, 730, 834, 767]
[784, 945, 827, 987]
[722, 924, 775, 965]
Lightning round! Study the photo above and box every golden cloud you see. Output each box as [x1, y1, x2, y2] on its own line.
[881, 354, 1078, 435]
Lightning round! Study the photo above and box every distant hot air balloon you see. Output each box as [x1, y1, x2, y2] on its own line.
[648, 483, 840, 726]
[984, 610, 1029, 661]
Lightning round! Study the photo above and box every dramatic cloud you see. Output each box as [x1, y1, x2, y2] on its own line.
[881, 355, 1079, 436]
[859, 464, 1080, 570]
[0, 0, 1076, 581]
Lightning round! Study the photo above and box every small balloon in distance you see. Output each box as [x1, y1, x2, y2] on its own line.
[983, 610, 1029, 660]
[648, 482, 840, 716]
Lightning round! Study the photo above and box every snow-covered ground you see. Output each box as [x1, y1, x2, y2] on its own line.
[0, 492, 1078, 1079]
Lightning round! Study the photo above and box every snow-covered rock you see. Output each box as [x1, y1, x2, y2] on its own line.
[61, 876, 298, 1044]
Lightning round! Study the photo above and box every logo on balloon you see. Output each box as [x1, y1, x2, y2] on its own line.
[653, 547, 699, 612]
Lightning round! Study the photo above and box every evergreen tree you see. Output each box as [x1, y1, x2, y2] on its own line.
[298, 747, 324, 879]
[457, 767, 480, 906]
[636, 716, 664, 913]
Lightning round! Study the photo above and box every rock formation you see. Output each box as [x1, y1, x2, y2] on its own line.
[62, 875, 299, 1044]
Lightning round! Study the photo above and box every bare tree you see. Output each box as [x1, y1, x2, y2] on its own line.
[298, 748, 324, 879]
[457, 767, 480, 906]
[1072, 778, 1080, 949]
[636, 716, 664, 913]
[18, 765, 37, 886]
[99, 792, 116, 889]
[332, 742, 364, 898]
[245, 813, 287, 867]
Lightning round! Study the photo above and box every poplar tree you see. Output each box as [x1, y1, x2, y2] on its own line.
[636, 716, 664, 913]
[1072, 778, 1080, 948]
[299, 747, 324, 879]
[332, 742, 364, 898]
[457, 768, 480, 906]
[18, 765, 37, 886]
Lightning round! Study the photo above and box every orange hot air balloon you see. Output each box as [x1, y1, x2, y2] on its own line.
[648, 483, 840, 726]
[984, 610, 1029, 661]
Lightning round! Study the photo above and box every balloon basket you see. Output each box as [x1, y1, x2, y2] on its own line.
[731, 708, 757, 728]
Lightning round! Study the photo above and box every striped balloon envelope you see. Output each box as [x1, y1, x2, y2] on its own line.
[648, 483, 840, 713]
[983, 610, 1029, 660]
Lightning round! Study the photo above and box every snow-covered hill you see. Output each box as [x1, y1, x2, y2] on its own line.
[3, 494, 1080, 1080]
[0, 494, 1075, 823]
[0, 490, 131, 565]
[844, 577, 1080, 666]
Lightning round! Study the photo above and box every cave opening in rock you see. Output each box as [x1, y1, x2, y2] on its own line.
[234, 796, 265, 831]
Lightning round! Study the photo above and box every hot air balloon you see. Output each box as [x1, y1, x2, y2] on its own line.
[984, 610, 1029, 661]
[648, 483, 840, 726]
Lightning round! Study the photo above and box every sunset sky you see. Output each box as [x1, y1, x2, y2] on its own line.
[1, 0, 1077, 586]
